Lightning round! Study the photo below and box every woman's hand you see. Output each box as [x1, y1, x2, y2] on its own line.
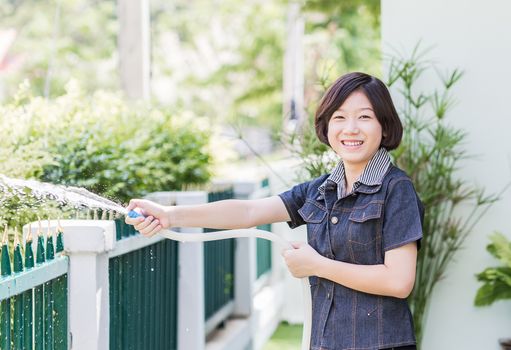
[125, 199, 173, 237]
[281, 242, 324, 278]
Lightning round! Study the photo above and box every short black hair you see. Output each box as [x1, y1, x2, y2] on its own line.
[314, 72, 402, 150]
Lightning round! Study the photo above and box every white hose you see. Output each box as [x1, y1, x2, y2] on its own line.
[158, 227, 311, 350]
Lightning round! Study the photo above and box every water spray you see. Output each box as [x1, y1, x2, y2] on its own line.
[0, 174, 126, 214]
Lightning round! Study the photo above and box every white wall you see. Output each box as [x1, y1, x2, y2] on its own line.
[381, 1, 511, 349]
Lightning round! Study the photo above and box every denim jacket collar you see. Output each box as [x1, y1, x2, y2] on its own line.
[318, 147, 391, 198]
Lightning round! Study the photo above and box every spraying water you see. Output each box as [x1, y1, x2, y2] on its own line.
[0, 174, 128, 215]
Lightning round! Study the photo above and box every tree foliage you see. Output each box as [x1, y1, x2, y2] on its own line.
[150, 0, 286, 133]
[150, 0, 380, 134]
[301, 0, 381, 108]
[2, 0, 381, 135]
[1, 0, 118, 99]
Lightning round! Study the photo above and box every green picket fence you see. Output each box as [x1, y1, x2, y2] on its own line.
[109, 182, 268, 345]
[204, 188, 236, 323]
[256, 224, 272, 279]
[0, 229, 67, 350]
[109, 222, 179, 350]
[256, 178, 272, 279]
[114, 217, 138, 241]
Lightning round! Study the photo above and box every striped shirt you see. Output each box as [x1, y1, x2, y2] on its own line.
[318, 147, 391, 199]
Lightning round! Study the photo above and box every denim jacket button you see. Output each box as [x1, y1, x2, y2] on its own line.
[330, 216, 338, 224]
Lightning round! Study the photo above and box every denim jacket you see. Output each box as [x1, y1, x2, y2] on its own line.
[279, 165, 424, 350]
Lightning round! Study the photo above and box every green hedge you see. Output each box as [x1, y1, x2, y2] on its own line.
[0, 82, 212, 226]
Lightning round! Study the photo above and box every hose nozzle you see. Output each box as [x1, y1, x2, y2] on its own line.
[128, 210, 143, 219]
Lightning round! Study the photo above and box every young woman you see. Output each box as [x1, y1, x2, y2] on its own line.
[125, 72, 423, 350]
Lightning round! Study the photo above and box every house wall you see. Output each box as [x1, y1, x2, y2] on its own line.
[381, 1, 511, 349]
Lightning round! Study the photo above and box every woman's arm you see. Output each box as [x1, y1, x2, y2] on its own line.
[282, 242, 418, 298]
[126, 196, 291, 237]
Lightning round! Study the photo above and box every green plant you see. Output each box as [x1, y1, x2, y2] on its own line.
[280, 70, 338, 183]
[39, 87, 212, 203]
[284, 114, 337, 183]
[475, 232, 511, 306]
[387, 46, 499, 346]
[0, 81, 213, 228]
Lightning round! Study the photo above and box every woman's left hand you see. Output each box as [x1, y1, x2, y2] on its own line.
[281, 242, 324, 278]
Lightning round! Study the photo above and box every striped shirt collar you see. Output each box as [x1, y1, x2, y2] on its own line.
[318, 148, 392, 198]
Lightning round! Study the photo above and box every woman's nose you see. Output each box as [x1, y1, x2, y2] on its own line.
[344, 118, 360, 134]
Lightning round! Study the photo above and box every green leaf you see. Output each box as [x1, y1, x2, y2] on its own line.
[488, 232, 511, 267]
[475, 280, 511, 306]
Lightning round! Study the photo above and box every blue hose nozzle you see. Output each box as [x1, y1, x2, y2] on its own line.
[128, 210, 143, 218]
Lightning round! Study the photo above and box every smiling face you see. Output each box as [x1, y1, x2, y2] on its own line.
[327, 89, 383, 173]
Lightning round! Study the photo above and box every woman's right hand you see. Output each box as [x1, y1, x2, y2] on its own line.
[125, 199, 173, 237]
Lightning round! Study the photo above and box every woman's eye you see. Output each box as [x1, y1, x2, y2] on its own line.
[333, 115, 345, 119]
[360, 115, 371, 119]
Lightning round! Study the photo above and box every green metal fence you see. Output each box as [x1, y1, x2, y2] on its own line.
[109, 222, 178, 350]
[256, 178, 272, 279]
[114, 217, 138, 241]
[204, 188, 235, 322]
[0, 229, 67, 350]
[256, 224, 272, 279]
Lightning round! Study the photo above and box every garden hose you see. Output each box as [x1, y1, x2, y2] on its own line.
[127, 210, 312, 350]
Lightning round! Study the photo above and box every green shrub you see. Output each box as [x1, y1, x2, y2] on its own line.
[0, 81, 212, 229]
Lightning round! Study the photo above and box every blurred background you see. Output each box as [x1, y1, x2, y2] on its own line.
[1, 1, 511, 350]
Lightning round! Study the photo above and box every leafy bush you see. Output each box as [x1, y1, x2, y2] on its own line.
[475, 232, 511, 306]
[0, 81, 212, 226]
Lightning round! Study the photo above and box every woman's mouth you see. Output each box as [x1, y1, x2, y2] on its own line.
[341, 140, 364, 147]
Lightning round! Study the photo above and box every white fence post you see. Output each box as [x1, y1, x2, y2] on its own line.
[176, 191, 208, 350]
[24, 220, 115, 350]
[65, 220, 114, 350]
[146, 191, 208, 350]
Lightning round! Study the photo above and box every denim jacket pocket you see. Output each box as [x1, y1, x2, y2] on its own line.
[348, 202, 383, 264]
[298, 200, 327, 244]
[348, 201, 382, 224]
